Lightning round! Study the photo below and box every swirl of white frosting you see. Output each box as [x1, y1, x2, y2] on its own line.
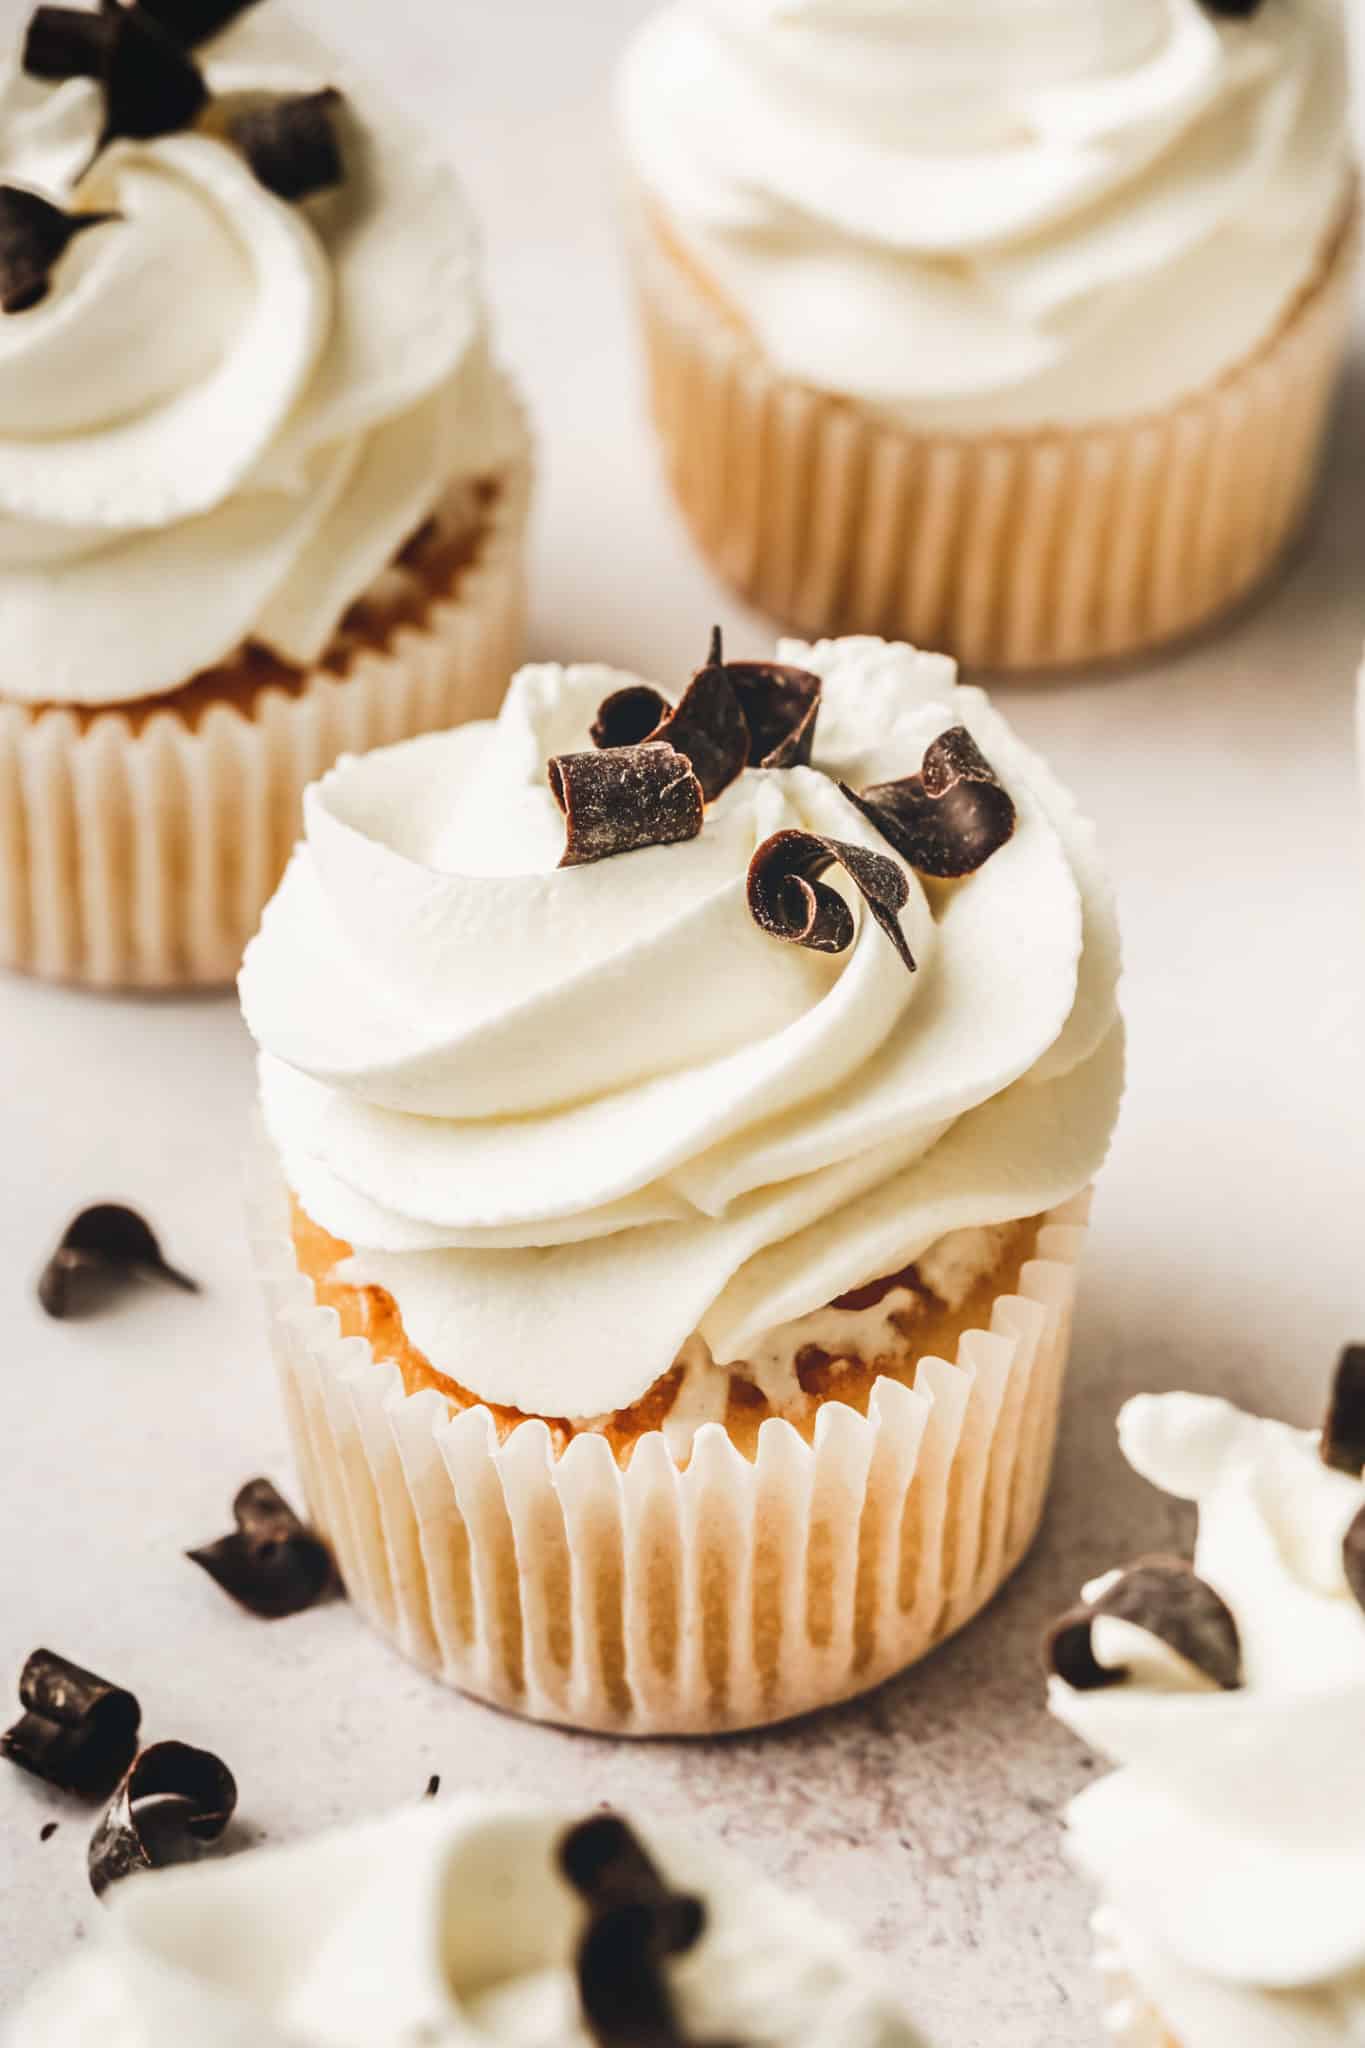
[1051, 1391, 1365, 2047]
[7, 1797, 927, 2048]
[618, 0, 1352, 429]
[240, 635, 1123, 1420]
[0, 6, 520, 705]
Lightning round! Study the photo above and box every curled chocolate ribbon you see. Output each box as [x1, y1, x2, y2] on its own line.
[842, 726, 1016, 881]
[187, 1478, 338, 1620]
[1045, 1556, 1244, 1694]
[0, 1650, 141, 1799]
[88, 1741, 237, 1899]
[230, 87, 346, 203]
[0, 186, 118, 314]
[747, 829, 914, 972]
[1321, 1345, 1365, 1477]
[549, 744, 703, 867]
[38, 1202, 199, 1319]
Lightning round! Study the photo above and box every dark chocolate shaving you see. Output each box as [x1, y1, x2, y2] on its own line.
[38, 1203, 198, 1319]
[88, 1741, 237, 1899]
[229, 87, 345, 203]
[187, 1478, 337, 1620]
[591, 685, 671, 752]
[1045, 1556, 1243, 1693]
[0, 1650, 141, 1800]
[40, 1821, 59, 1842]
[647, 664, 750, 804]
[842, 726, 1016, 881]
[22, 6, 110, 80]
[748, 829, 914, 972]
[424, 1773, 440, 1800]
[136, 0, 262, 46]
[1343, 1505, 1365, 1616]
[97, 4, 207, 147]
[1202, 1, 1262, 16]
[0, 186, 118, 314]
[550, 744, 703, 868]
[1322, 1346, 1365, 1476]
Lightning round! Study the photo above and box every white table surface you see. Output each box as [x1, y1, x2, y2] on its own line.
[2, 5, 1364, 2043]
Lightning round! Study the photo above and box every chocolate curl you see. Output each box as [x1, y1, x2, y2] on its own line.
[590, 685, 670, 752]
[1343, 1505, 1365, 1615]
[1045, 1556, 1244, 1694]
[549, 744, 703, 867]
[747, 829, 914, 972]
[0, 1651, 141, 1800]
[22, 5, 110, 79]
[1321, 1345, 1365, 1476]
[38, 1202, 198, 1319]
[0, 186, 118, 314]
[842, 726, 1016, 881]
[229, 87, 345, 203]
[187, 1478, 338, 1620]
[97, 4, 208, 146]
[88, 1741, 237, 1899]
[136, 0, 262, 45]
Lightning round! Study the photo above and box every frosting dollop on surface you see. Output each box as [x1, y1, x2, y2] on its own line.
[1052, 1392, 1365, 2046]
[7, 1797, 927, 2048]
[618, 0, 1352, 428]
[0, 6, 520, 704]
[241, 636, 1123, 1420]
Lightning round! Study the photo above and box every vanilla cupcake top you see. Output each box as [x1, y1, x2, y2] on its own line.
[9, 1798, 927, 2048]
[619, 0, 1352, 430]
[1047, 1355, 1365, 2047]
[0, 0, 520, 706]
[241, 634, 1123, 1420]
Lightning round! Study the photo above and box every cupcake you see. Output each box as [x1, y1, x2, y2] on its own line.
[1046, 1351, 1365, 2047]
[241, 630, 1124, 1734]
[0, 0, 530, 989]
[9, 1797, 928, 2046]
[618, 0, 1357, 673]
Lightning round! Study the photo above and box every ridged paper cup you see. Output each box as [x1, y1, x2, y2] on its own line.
[1091, 1909, 1181, 2048]
[628, 189, 1358, 675]
[247, 1137, 1092, 1736]
[0, 398, 531, 991]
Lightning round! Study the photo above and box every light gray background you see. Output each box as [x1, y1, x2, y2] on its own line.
[2, 5, 1364, 2042]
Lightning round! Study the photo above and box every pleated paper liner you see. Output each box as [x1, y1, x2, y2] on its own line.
[627, 187, 1359, 675]
[247, 1139, 1091, 1736]
[1092, 1909, 1182, 2048]
[0, 403, 532, 991]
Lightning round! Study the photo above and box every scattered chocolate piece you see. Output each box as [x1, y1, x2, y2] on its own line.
[747, 829, 914, 972]
[1045, 1557, 1243, 1693]
[424, 1773, 440, 1800]
[88, 1741, 237, 1899]
[38, 1203, 198, 1319]
[561, 1816, 727, 2048]
[0, 1652, 140, 1800]
[1322, 1345, 1365, 1476]
[550, 744, 704, 867]
[40, 1821, 58, 1842]
[187, 1479, 337, 1620]
[97, 4, 207, 147]
[136, 0, 262, 45]
[0, 186, 118, 314]
[22, 5, 110, 80]
[647, 663, 750, 804]
[591, 685, 671, 752]
[1202, 0, 1261, 16]
[229, 87, 345, 203]
[704, 628, 821, 775]
[842, 726, 1016, 881]
[1343, 1505, 1365, 1615]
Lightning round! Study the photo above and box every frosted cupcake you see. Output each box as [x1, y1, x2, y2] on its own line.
[0, 0, 529, 988]
[1046, 1350, 1365, 2047]
[241, 631, 1123, 1733]
[9, 1797, 927, 2047]
[618, 0, 1357, 672]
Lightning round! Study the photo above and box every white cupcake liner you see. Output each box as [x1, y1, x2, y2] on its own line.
[0, 401, 532, 991]
[627, 189, 1358, 674]
[1092, 1909, 1181, 2048]
[246, 1138, 1091, 1736]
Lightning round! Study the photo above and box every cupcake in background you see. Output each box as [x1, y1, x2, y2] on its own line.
[241, 630, 1123, 1734]
[8, 1797, 929, 2046]
[1046, 1350, 1365, 2046]
[618, 0, 1357, 673]
[0, 0, 530, 988]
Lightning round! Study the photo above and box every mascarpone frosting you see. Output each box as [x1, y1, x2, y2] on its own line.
[7, 1796, 927, 2048]
[618, 0, 1352, 429]
[0, 5, 521, 705]
[240, 634, 1123, 1421]
[1051, 1391, 1365, 2046]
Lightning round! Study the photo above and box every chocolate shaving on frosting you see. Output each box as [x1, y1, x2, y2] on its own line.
[590, 685, 670, 752]
[549, 745, 703, 867]
[0, 1650, 141, 1800]
[0, 186, 118, 314]
[38, 1203, 199, 1319]
[1321, 1345, 1365, 1476]
[1045, 1556, 1244, 1694]
[1343, 1505, 1365, 1615]
[229, 87, 345, 203]
[88, 1741, 237, 1899]
[22, 6, 109, 79]
[748, 829, 914, 972]
[842, 726, 1016, 880]
[136, 0, 262, 45]
[187, 1478, 338, 1619]
[96, 4, 208, 147]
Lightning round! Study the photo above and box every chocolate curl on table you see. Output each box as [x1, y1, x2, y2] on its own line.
[1045, 1556, 1244, 1693]
[842, 726, 1016, 880]
[747, 829, 915, 972]
[0, 186, 118, 313]
[0, 1651, 140, 1799]
[38, 1203, 199, 1319]
[549, 744, 703, 867]
[230, 87, 345, 202]
[88, 1741, 237, 1898]
[1321, 1345, 1365, 1476]
[187, 1478, 338, 1619]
